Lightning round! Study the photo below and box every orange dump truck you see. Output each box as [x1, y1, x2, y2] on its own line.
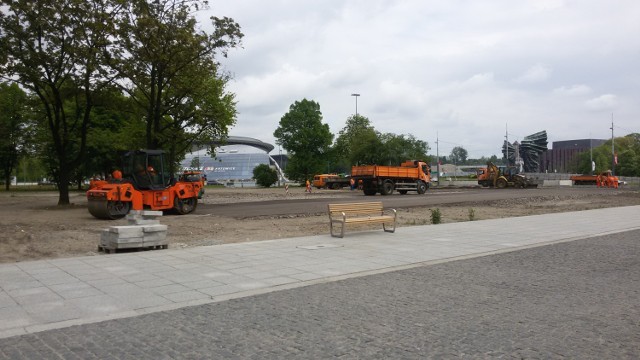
[569, 174, 598, 185]
[351, 160, 431, 195]
[570, 171, 619, 188]
[312, 173, 350, 189]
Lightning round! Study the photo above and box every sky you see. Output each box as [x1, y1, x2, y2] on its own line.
[197, 0, 640, 158]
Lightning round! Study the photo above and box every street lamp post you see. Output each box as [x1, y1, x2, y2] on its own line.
[610, 116, 615, 176]
[351, 93, 360, 117]
[590, 137, 593, 175]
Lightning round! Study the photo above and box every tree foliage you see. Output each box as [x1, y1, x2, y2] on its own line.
[615, 134, 640, 176]
[333, 115, 376, 168]
[0, 0, 243, 203]
[0, 0, 122, 204]
[252, 164, 278, 188]
[113, 0, 243, 170]
[378, 133, 430, 165]
[577, 134, 640, 176]
[0, 82, 30, 190]
[449, 146, 468, 165]
[331, 114, 430, 168]
[274, 99, 333, 181]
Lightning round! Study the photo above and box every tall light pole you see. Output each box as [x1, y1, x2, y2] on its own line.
[505, 123, 509, 166]
[436, 132, 440, 186]
[351, 93, 360, 117]
[590, 135, 593, 175]
[610, 115, 615, 176]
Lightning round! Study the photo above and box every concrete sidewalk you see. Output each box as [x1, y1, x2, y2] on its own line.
[1, 206, 639, 339]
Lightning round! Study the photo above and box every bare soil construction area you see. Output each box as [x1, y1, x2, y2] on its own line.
[1, 186, 639, 263]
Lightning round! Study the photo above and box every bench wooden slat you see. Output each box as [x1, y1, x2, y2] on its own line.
[328, 201, 396, 238]
[344, 216, 394, 224]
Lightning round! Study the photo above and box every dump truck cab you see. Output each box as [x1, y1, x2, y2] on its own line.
[400, 160, 431, 183]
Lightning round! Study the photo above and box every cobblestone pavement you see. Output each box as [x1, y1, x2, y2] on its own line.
[1, 229, 638, 359]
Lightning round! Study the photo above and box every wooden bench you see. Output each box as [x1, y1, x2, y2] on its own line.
[328, 202, 397, 238]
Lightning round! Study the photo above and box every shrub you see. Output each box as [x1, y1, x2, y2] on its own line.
[468, 208, 476, 221]
[430, 208, 441, 224]
[253, 164, 278, 188]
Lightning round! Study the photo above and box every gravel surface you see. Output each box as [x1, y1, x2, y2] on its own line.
[1, 186, 639, 263]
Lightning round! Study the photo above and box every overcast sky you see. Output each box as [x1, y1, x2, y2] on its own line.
[198, 0, 640, 158]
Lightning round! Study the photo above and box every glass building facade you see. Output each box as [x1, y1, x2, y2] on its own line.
[181, 144, 272, 187]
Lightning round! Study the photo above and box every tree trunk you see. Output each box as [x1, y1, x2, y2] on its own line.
[56, 151, 71, 205]
[57, 170, 71, 205]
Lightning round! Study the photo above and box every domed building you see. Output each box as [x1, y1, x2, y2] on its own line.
[181, 136, 287, 187]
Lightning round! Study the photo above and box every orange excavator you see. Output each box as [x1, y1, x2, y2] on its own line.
[477, 162, 532, 188]
[87, 150, 202, 219]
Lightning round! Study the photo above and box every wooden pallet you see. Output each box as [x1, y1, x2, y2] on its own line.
[98, 244, 168, 254]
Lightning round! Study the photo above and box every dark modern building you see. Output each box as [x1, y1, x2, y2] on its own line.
[539, 139, 607, 173]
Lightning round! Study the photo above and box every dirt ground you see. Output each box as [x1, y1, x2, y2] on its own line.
[1, 186, 639, 264]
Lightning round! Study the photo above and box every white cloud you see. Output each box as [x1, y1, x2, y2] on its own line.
[553, 85, 592, 96]
[585, 94, 618, 111]
[515, 64, 552, 83]
[203, 0, 640, 158]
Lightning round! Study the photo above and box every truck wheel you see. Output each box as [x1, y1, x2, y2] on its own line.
[381, 180, 394, 195]
[496, 178, 507, 189]
[416, 181, 427, 194]
[331, 183, 341, 190]
[363, 188, 377, 196]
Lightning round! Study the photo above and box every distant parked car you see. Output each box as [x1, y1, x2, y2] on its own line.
[207, 179, 223, 186]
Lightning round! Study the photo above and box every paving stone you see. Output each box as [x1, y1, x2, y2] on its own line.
[106, 226, 145, 238]
[142, 232, 167, 245]
[142, 224, 168, 233]
[127, 219, 160, 225]
[1, 230, 639, 358]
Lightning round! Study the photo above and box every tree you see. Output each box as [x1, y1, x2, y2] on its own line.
[80, 88, 142, 181]
[449, 146, 468, 165]
[253, 164, 278, 188]
[332, 115, 430, 167]
[190, 157, 201, 170]
[113, 0, 243, 170]
[577, 134, 640, 176]
[349, 130, 384, 166]
[612, 134, 640, 176]
[333, 115, 376, 168]
[0, 0, 120, 204]
[0, 82, 30, 190]
[274, 99, 334, 181]
[379, 133, 430, 166]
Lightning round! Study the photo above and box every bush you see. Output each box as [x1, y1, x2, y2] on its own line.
[430, 208, 441, 224]
[253, 164, 278, 188]
[468, 208, 476, 221]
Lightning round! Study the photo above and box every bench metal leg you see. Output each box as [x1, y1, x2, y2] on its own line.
[383, 209, 397, 233]
[330, 220, 345, 238]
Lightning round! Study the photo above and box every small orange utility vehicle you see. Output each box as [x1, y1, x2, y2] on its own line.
[179, 170, 206, 199]
[570, 170, 619, 188]
[87, 150, 202, 219]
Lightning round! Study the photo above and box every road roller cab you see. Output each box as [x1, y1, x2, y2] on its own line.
[87, 150, 202, 219]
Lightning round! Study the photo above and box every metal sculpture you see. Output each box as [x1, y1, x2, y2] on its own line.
[502, 130, 548, 172]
